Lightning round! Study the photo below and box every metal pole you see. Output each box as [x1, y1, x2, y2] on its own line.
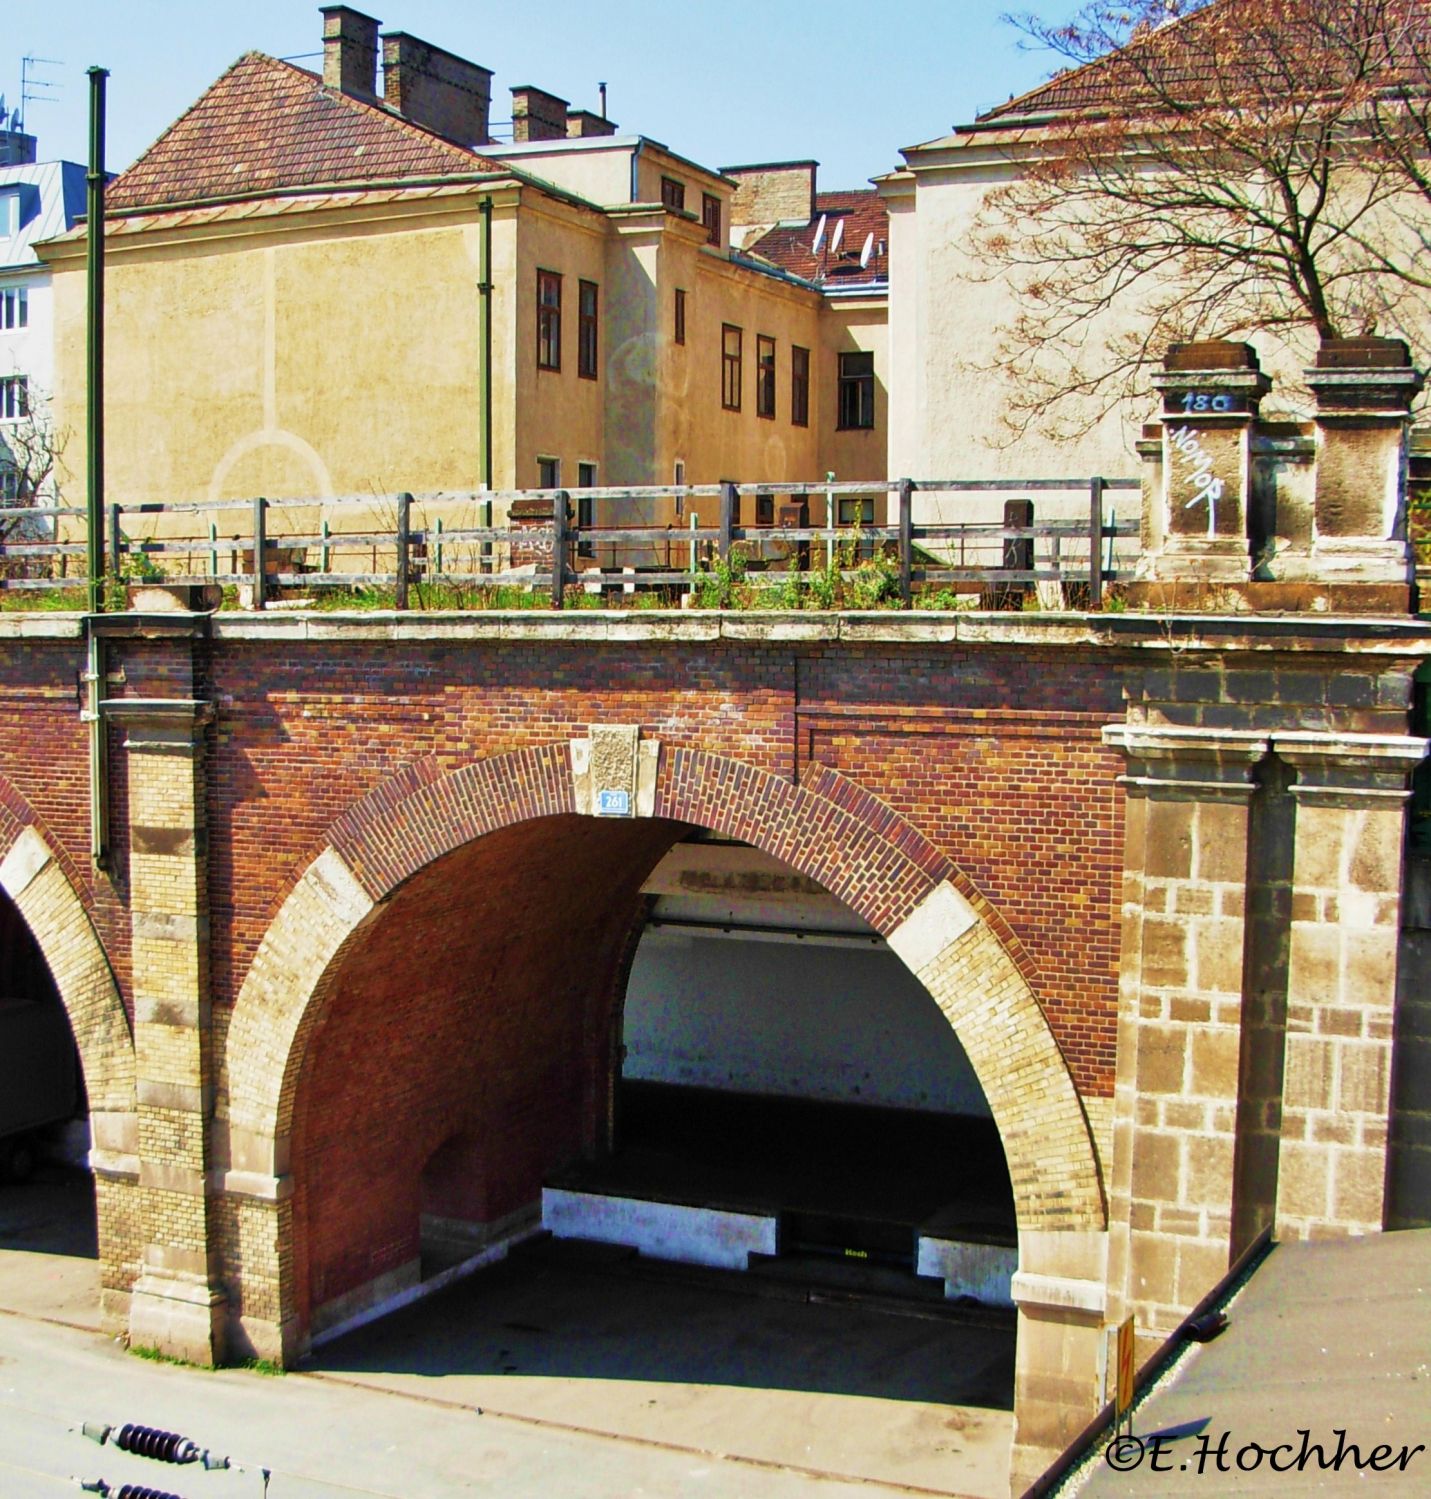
[479, 196, 494, 573]
[107, 502, 121, 582]
[85, 67, 109, 614]
[1089, 476, 1106, 610]
[898, 478, 913, 607]
[85, 627, 108, 870]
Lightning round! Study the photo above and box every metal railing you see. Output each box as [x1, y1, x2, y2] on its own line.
[0, 477, 1141, 610]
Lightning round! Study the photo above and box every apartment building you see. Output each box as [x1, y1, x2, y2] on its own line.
[0, 112, 85, 510]
[37, 6, 891, 567]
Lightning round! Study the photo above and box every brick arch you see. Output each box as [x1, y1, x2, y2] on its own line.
[0, 812, 134, 1119]
[226, 743, 1104, 1232]
[0, 807, 139, 1337]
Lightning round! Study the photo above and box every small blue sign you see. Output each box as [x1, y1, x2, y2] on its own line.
[596, 788, 630, 816]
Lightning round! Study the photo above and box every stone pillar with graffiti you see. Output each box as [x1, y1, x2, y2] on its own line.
[1133, 341, 1272, 604]
[1133, 337, 1425, 614]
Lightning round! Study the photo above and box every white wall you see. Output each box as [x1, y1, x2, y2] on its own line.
[623, 926, 991, 1116]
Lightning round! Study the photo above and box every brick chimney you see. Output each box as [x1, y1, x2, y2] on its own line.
[566, 109, 617, 139]
[381, 32, 493, 146]
[320, 5, 381, 99]
[724, 162, 818, 229]
[510, 86, 569, 143]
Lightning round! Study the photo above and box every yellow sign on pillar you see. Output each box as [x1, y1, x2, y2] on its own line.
[1115, 1315, 1136, 1418]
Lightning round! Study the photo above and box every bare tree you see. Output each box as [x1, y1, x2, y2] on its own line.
[974, 0, 1431, 440]
[0, 384, 70, 576]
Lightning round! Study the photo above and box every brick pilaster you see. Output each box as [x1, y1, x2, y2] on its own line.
[113, 699, 227, 1364]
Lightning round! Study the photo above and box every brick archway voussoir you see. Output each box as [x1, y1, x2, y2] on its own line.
[0, 824, 133, 1118]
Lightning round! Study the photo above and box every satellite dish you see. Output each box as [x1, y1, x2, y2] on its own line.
[859, 231, 874, 269]
[811, 213, 827, 255]
[830, 218, 844, 257]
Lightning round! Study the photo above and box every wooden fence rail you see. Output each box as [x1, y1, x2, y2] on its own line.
[0, 477, 1141, 610]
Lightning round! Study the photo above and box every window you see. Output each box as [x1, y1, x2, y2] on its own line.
[756, 336, 776, 419]
[577, 461, 597, 557]
[537, 456, 560, 488]
[0, 375, 27, 423]
[661, 177, 686, 212]
[837, 351, 875, 430]
[791, 345, 810, 427]
[702, 193, 721, 247]
[674, 459, 685, 515]
[537, 269, 562, 371]
[674, 288, 687, 346]
[578, 280, 598, 380]
[0, 192, 19, 238]
[838, 495, 876, 559]
[0, 287, 27, 331]
[721, 325, 742, 411]
[0, 464, 18, 502]
[838, 497, 875, 526]
[755, 494, 774, 525]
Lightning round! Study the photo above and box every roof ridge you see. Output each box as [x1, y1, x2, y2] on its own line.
[107, 50, 510, 213]
[112, 51, 270, 189]
[271, 52, 499, 168]
[977, 0, 1232, 122]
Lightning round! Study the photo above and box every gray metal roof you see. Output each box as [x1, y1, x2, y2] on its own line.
[0, 160, 86, 273]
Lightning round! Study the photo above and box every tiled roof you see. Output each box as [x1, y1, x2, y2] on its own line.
[108, 52, 507, 212]
[746, 190, 888, 288]
[979, 0, 1431, 123]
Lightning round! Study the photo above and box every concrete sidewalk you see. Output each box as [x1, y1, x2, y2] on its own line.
[0, 1309, 999, 1499]
[1067, 1229, 1431, 1498]
[0, 1228, 1016, 1499]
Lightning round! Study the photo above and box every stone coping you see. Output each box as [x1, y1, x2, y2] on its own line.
[2, 608, 1430, 652]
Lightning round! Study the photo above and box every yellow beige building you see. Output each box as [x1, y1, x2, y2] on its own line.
[38, 6, 890, 573]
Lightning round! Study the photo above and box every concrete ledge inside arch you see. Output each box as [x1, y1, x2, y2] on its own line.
[545, 1081, 1018, 1307]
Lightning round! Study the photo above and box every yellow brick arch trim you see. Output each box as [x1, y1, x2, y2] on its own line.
[225, 743, 1104, 1233]
[0, 822, 135, 1118]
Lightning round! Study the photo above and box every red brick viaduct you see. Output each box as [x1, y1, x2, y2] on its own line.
[3, 339, 1431, 1496]
[2, 599, 1428, 1491]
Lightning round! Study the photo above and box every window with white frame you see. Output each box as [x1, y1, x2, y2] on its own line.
[0, 192, 20, 239]
[0, 287, 27, 331]
[0, 375, 28, 422]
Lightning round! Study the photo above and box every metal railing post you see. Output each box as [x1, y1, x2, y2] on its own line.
[1089, 476, 1106, 610]
[252, 495, 267, 611]
[898, 478, 913, 607]
[395, 491, 412, 610]
[551, 490, 569, 609]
